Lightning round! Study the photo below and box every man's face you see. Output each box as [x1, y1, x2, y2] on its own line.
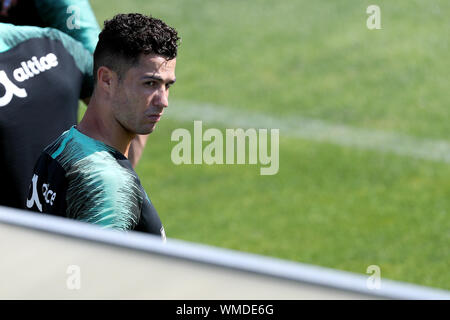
[111, 54, 176, 135]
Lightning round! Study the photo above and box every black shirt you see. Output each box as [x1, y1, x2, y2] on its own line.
[0, 23, 93, 208]
[26, 126, 166, 240]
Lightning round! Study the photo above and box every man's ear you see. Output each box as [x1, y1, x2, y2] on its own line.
[97, 66, 117, 94]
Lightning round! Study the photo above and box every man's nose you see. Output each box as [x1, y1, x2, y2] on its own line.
[153, 87, 169, 109]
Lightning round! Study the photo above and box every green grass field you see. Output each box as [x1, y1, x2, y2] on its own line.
[88, 0, 450, 290]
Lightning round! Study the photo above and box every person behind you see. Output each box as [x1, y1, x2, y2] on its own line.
[0, 0, 99, 209]
[0, 22, 95, 209]
[26, 13, 180, 240]
[0, 0, 100, 53]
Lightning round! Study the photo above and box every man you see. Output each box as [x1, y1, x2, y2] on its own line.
[26, 13, 180, 239]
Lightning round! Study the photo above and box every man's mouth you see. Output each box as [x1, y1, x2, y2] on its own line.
[147, 114, 162, 122]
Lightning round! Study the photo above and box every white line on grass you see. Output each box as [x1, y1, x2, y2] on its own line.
[166, 101, 450, 163]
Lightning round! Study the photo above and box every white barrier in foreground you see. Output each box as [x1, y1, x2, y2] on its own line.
[0, 206, 448, 299]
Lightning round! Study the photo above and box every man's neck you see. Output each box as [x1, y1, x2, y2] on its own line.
[77, 96, 135, 157]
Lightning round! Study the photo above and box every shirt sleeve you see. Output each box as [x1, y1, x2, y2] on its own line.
[25, 152, 69, 217]
[64, 156, 143, 230]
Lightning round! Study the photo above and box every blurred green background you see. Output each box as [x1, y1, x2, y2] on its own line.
[85, 0, 450, 289]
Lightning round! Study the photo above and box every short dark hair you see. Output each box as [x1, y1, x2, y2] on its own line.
[93, 13, 180, 82]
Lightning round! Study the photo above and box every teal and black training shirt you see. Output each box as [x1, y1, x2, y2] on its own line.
[0, 23, 94, 209]
[26, 126, 166, 239]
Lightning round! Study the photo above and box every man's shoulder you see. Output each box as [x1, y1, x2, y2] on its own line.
[56, 129, 142, 203]
[41, 127, 139, 189]
[46, 127, 116, 168]
[65, 149, 143, 230]
[68, 150, 139, 193]
[45, 129, 143, 229]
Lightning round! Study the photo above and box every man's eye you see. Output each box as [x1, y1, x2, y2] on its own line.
[145, 81, 156, 87]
